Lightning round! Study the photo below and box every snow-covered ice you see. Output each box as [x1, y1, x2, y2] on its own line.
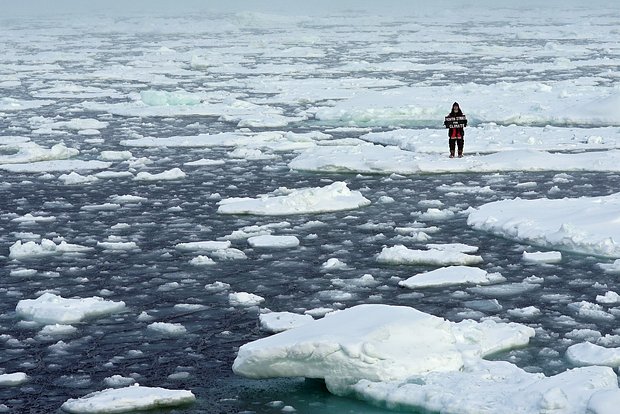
[377, 245, 483, 266]
[61, 385, 195, 413]
[247, 235, 300, 249]
[16, 293, 126, 325]
[399, 266, 504, 289]
[0, 373, 28, 386]
[259, 312, 314, 333]
[233, 304, 535, 395]
[218, 182, 370, 215]
[229, 292, 265, 307]
[468, 194, 620, 257]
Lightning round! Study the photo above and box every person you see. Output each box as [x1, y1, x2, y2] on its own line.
[444, 102, 467, 158]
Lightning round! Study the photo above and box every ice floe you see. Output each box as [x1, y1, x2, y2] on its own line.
[566, 342, 620, 367]
[292, 145, 620, 175]
[468, 193, 620, 257]
[218, 182, 370, 215]
[0, 372, 28, 386]
[229, 292, 265, 307]
[399, 266, 504, 289]
[377, 245, 483, 266]
[247, 235, 300, 248]
[0, 160, 112, 173]
[233, 304, 535, 395]
[60, 384, 195, 413]
[9, 239, 93, 259]
[134, 168, 186, 181]
[349, 360, 619, 414]
[259, 311, 314, 333]
[16, 293, 126, 324]
[522, 250, 562, 263]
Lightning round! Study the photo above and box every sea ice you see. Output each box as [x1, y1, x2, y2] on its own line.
[377, 245, 483, 266]
[522, 250, 563, 263]
[229, 292, 265, 307]
[0, 142, 78, 164]
[60, 384, 195, 413]
[147, 322, 187, 336]
[0, 160, 111, 173]
[566, 342, 620, 367]
[134, 168, 186, 181]
[247, 235, 300, 248]
[399, 266, 504, 289]
[16, 293, 126, 325]
[349, 359, 619, 414]
[468, 193, 620, 257]
[58, 172, 99, 185]
[9, 239, 93, 259]
[596, 291, 620, 304]
[233, 304, 534, 395]
[175, 241, 231, 252]
[217, 182, 370, 215]
[259, 312, 314, 333]
[0, 373, 28, 386]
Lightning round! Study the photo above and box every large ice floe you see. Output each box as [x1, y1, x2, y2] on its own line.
[233, 304, 620, 413]
[217, 181, 370, 215]
[61, 384, 195, 413]
[290, 144, 620, 175]
[468, 193, 620, 258]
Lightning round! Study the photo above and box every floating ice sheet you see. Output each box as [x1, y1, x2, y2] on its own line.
[233, 304, 534, 395]
[399, 266, 504, 289]
[61, 385, 195, 413]
[468, 193, 620, 257]
[16, 293, 126, 325]
[218, 182, 370, 216]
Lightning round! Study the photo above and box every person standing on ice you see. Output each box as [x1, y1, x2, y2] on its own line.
[444, 102, 467, 158]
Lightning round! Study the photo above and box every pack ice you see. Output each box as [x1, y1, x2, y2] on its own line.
[233, 304, 620, 413]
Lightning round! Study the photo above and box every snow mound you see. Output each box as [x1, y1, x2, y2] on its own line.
[218, 182, 370, 215]
[233, 304, 534, 395]
[16, 293, 126, 325]
[61, 384, 195, 413]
